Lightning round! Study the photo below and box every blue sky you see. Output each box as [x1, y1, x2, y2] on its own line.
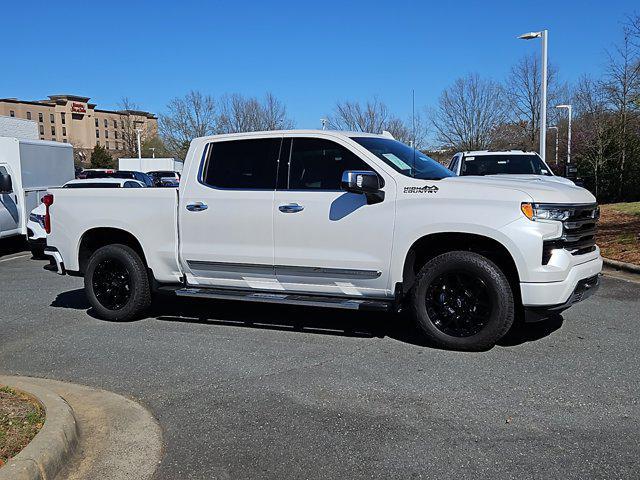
[2, 0, 637, 130]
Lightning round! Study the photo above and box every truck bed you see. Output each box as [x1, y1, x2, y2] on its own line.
[47, 188, 182, 282]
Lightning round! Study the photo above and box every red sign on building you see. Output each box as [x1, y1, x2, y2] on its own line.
[71, 102, 86, 113]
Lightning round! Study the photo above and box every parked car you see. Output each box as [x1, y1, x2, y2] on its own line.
[82, 169, 155, 187]
[0, 137, 74, 243]
[43, 130, 601, 351]
[148, 171, 181, 187]
[448, 150, 575, 185]
[27, 178, 146, 257]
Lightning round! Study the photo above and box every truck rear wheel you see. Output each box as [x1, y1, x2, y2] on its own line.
[84, 244, 151, 321]
[409, 251, 514, 351]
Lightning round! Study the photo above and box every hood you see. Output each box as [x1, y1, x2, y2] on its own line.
[444, 175, 596, 204]
[485, 174, 575, 186]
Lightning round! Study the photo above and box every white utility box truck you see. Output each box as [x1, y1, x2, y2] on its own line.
[0, 137, 74, 246]
[118, 157, 183, 174]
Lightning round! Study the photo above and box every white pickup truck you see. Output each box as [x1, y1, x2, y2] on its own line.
[43, 130, 602, 350]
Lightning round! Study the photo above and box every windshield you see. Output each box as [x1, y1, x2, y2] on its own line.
[460, 154, 553, 176]
[351, 137, 455, 180]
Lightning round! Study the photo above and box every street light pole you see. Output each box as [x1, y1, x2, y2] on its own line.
[518, 29, 548, 163]
[136, 129, 142, 159]
[556, 104, 572, 165]
[548, 126, 559, 165]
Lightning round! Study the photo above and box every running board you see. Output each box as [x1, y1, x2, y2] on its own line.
[168, 287, 393, 311]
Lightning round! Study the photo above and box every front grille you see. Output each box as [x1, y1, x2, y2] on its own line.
[542, 204, 599, 264]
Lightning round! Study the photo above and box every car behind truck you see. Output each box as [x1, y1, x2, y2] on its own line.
[42, 130, 602, 350]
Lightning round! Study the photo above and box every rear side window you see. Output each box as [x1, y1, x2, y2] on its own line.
[288, 138, 371, 190]
[203, 138, 281, 189]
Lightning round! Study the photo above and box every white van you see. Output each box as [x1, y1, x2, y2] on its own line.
[0, 137, 74, 249]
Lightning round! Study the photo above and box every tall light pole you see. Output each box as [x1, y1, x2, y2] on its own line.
[518, 29, 548, 162]
[135, 129, 142, 159]
[548, 126, 559, 166]
[555, 105, 572, 167]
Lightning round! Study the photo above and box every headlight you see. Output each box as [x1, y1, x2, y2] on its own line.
[521, 203, 571, 222]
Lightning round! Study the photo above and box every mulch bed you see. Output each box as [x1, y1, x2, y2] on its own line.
[0, 386, 45, 467]
[598, 207, 640, 265]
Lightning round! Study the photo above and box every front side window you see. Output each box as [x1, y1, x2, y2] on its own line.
[203, 138, 281, 189]
[352, 137, 454, 180]
[288, 138, 371, 190]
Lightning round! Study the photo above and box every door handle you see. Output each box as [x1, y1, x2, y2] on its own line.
[186, 201, 208, 212]
[279, 203, 304, 213]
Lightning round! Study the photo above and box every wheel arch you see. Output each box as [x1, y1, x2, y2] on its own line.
[77, 227, 148, 275]
[400, 232, 521, 300]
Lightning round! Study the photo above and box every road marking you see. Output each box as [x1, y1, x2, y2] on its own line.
[0, 254, 30, 263]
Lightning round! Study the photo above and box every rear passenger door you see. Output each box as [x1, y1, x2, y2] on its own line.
[273, 136, 395, 298]
[179, 136, 282, 289]
[0, 165, 20, 238]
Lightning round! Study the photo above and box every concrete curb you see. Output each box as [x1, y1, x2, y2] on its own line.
[0, 376, 78, 480]
[603, 257, 640, 275]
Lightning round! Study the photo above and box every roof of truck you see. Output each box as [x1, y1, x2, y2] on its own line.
[194, 130, 393, 142]
[460, 150, 538, 156]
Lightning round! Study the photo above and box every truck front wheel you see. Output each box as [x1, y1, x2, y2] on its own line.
[84, 244, 151, 321]
[409, 251, 514, 351]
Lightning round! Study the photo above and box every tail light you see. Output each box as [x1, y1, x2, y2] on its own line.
[42, 194, 54, 234]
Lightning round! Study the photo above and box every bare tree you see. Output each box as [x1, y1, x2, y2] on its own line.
[119, 97, 146, 158]
[327, 98, 427, 148]
[505, 54, 564, 151]
[327, 98, 391, 133]
[603, 27, 640, 198]
[431, 73, 507, 150]
[573, 76, 616, 197]
[159, 91, 218, 158]
[216, 93, 293, 134]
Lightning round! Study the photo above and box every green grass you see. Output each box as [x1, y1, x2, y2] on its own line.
[606, 201, 640, 216]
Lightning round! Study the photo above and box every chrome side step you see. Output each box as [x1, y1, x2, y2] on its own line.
[167, 287, 393, 312]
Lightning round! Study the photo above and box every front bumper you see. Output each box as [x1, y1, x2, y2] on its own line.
[520, 256, 602, 306]
[524, 274, 600, 322]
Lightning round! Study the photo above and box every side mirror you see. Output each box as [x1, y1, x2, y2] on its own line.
[341, 170, 384, 204]
[0, 173, 13, 194]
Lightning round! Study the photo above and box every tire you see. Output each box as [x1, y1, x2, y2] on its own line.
[30, 246, 46, 259]
[408, 251, 514, 351]
[84, 244, 151, 321]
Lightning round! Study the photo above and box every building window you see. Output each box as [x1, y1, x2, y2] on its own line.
[39, 113, 43, 122]
[9, 111, 15, 117]
[97, 140, 100, 146]
[96, 129, 100, 138]
[50, 113, 54, 123]
[51, 126, 56, 135]
[121, 120, 124, 129]
[106, 141, 110, 149]
[63, 139, 67, 143]
[95, 118, 98, 127]
[62, 127, 66, 136]
[61, 113, 66, 124]
[52, 138, 56, 142]
[105, 130, 109, 138]
[114, 120, 118, 128]
[26, 112, 32, 120]
[114, 131, 118, 139]
[104, 119, 108, 127]
[39, 125, 44, 135]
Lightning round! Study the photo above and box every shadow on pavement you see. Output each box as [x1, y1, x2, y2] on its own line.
[0, 237, 29, 260]
[50, 288, 564, 349]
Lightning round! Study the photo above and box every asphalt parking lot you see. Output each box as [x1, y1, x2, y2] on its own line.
[1, 242, 639, 479]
